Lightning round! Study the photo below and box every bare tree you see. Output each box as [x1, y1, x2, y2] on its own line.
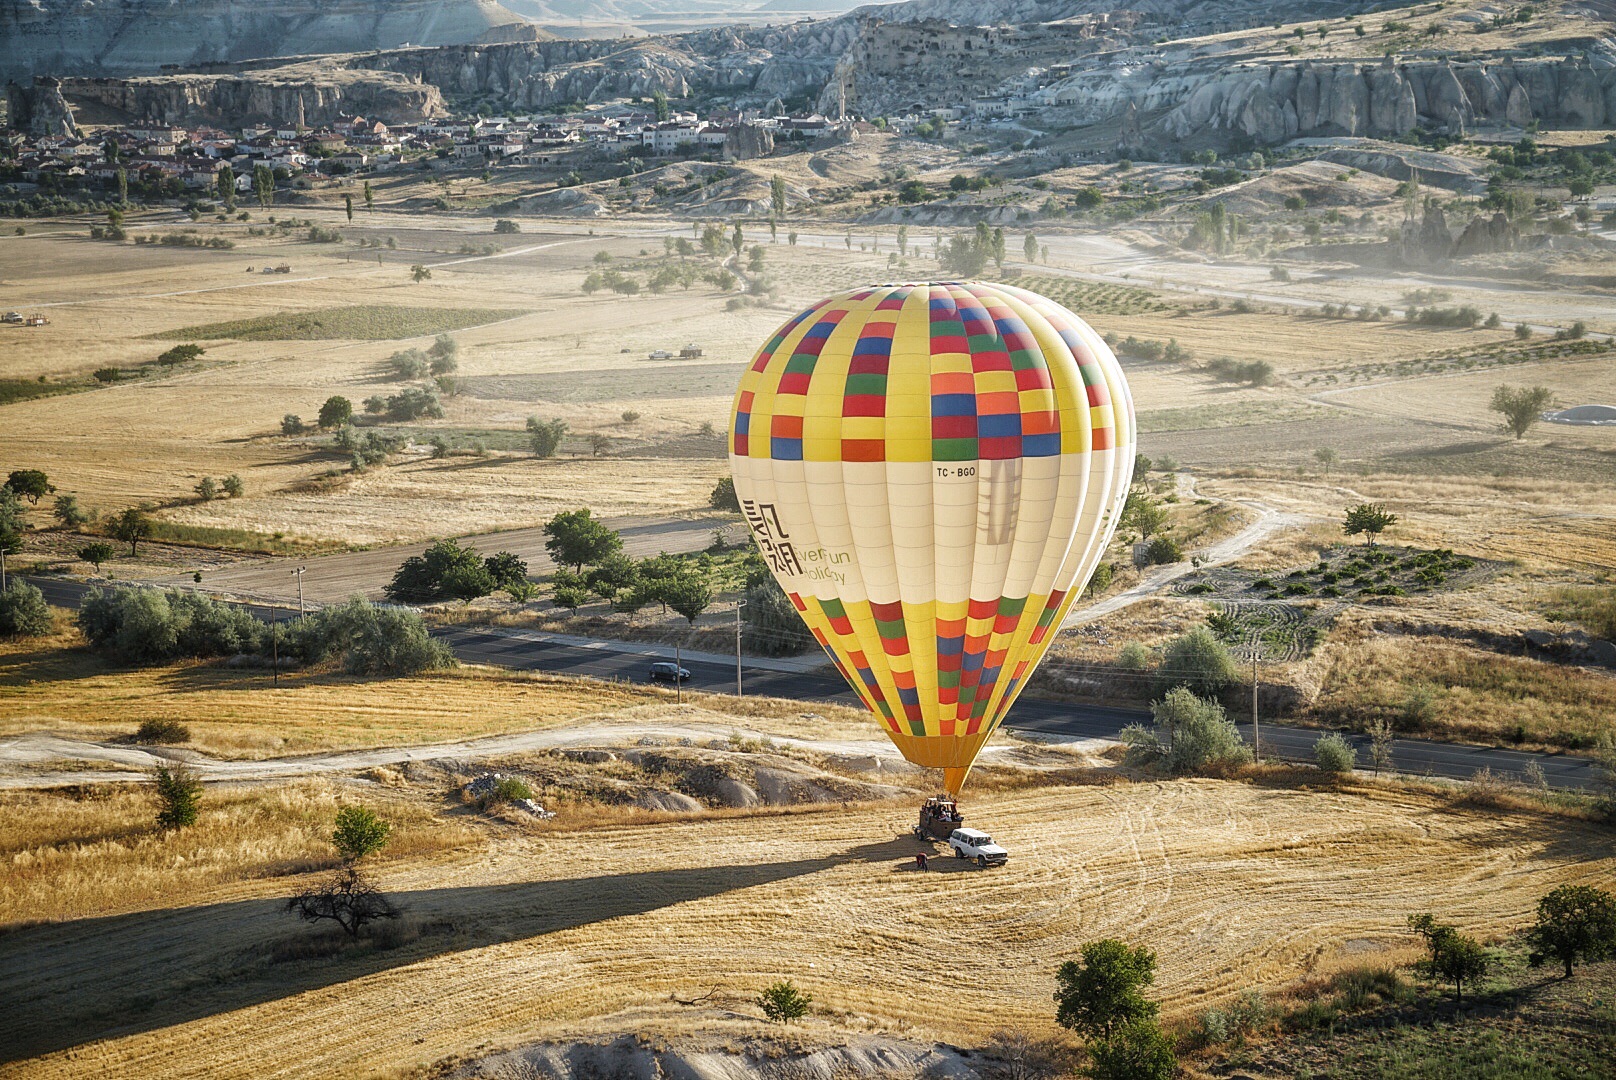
[285, 868, 399, 938]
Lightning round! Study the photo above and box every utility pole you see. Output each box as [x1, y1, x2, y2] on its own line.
[290, 565, 306, 618]
[271, 601, 279, 688]
[1251, 654, 1260, 760]
[734, 599, 747, 697]
[675, 641, 682, 705]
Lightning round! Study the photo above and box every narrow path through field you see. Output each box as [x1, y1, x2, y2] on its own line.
[27, 236, 602, 309]
[0, 721, 1044, 791]
[1062, 473, 1311, 627]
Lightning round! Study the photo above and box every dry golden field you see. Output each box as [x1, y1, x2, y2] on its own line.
[1, 761, 1611, 1079]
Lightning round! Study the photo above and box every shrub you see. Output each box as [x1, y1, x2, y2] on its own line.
[1158, 626, 1237, 695]
[93, 367, 121, 383]
[310, 597, 456, 675]
[1088, 1020, 1176, 1080]
[1117, 642, 1151, 671]
[474, 775, 534, 811]
[1314, 732, 1357, 773]
[153, 762, 202, 829]
[1143, 535, 1182, 565]
[710, 476, 740, 512]
[493, 218, 520, 234]
[0, 580, 49, 637]
[1152, 687, 1251, 774]
[318, 395, 353, 429]
[1054, 939, 1158, 1039]
[134, 718, 191, 744]
[527, 416, 567, 459]
[282, 414, 304, 435]
[758, 979, 812, 1023]
[332, 805, 391, 862]
[194, 476, 218, 501]
[221, 474, 244, 498]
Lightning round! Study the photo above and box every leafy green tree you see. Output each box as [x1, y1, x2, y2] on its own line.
[154, 762, 202, 829]
[410, 264, 431, 283]
[1158, 626, 1238, 695]
[109, 507, 154, 556]
[282, 414, 305, 435]
[1122, 488, 1169, 539]
[78, 541, 115, 572]
[543, 509, 622, 572]
[585, 551, 639, 600]
[1342, 502, 1397, 546]
[652, 88, 671, 122]
[0, 487, 22, 583]
[1490, 384, 1557, 439]
[1527, 885, 1616, 978]
[318, 395, 353, 429]
[660, 566, 713, 625]
[6, 470, 53, 505]
[332, 806, 391, 863]
[194, 476, 218, 501]
[1408, 914, 1490, 1001]
[1088, 1020, 1176, 1080]
[52, 494, 88, 527]
[385, 538, 495, 602]
[757, 979, 811, 1023]
[344, 194, 354, 222]
[771, 174, 787, 216]
[527, 416, 568, 459]
[1023, 232, 1039, 263]
[710, 476, 741, 513]
[0, 582, 51, 637]
[898, 180, 929, 203]
[483, 550, 529, 592]
[1054, 939, 1159, 1040]
[363, 180, 373, 210]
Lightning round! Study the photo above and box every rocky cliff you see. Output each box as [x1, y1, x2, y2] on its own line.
[5, 76, 80, 137]
[60, 67, 446, 128]
[0, 0, 533, 82]
[1104, 55, 1616, 150]
[364, 30, 834, 109]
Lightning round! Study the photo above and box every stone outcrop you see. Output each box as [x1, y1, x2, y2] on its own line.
[1140, 56, 1616, 147]
[0, 0, 533, 81]
[1452, 211, 1519, 258]
[364, 33, 831, 110]
[723, 122, 774, 161]
[60, 68, 446, 127]
[5, 76, 79, 137]
[1400, 204, 1452, 266]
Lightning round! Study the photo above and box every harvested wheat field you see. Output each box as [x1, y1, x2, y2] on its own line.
[1, 768, 1611, 1078]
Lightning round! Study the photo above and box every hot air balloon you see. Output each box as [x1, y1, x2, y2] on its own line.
[729, 281, 1135, 796]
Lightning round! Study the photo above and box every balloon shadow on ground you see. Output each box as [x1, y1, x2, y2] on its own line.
[0, 838, 909, 1063]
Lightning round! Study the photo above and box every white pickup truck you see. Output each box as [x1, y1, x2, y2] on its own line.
[948, 828, 1008, 867]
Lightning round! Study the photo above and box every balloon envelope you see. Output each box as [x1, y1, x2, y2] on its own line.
[729, 281, 1134, 793]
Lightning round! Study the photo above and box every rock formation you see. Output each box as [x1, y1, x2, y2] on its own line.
[723, 122, 775, 161]
[1140, 56, 1616, 147]
[1452, 212, 1519, 258]
[59, 67, 446, 128]
[5, 76, 79, 137]
[0, 0, 533, 82]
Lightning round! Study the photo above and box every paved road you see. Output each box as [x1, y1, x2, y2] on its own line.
[163, 513, 729, 606]
[22, 576, 1605, 793]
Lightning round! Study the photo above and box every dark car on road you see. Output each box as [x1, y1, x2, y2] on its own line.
[648, 661, 691, 683]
